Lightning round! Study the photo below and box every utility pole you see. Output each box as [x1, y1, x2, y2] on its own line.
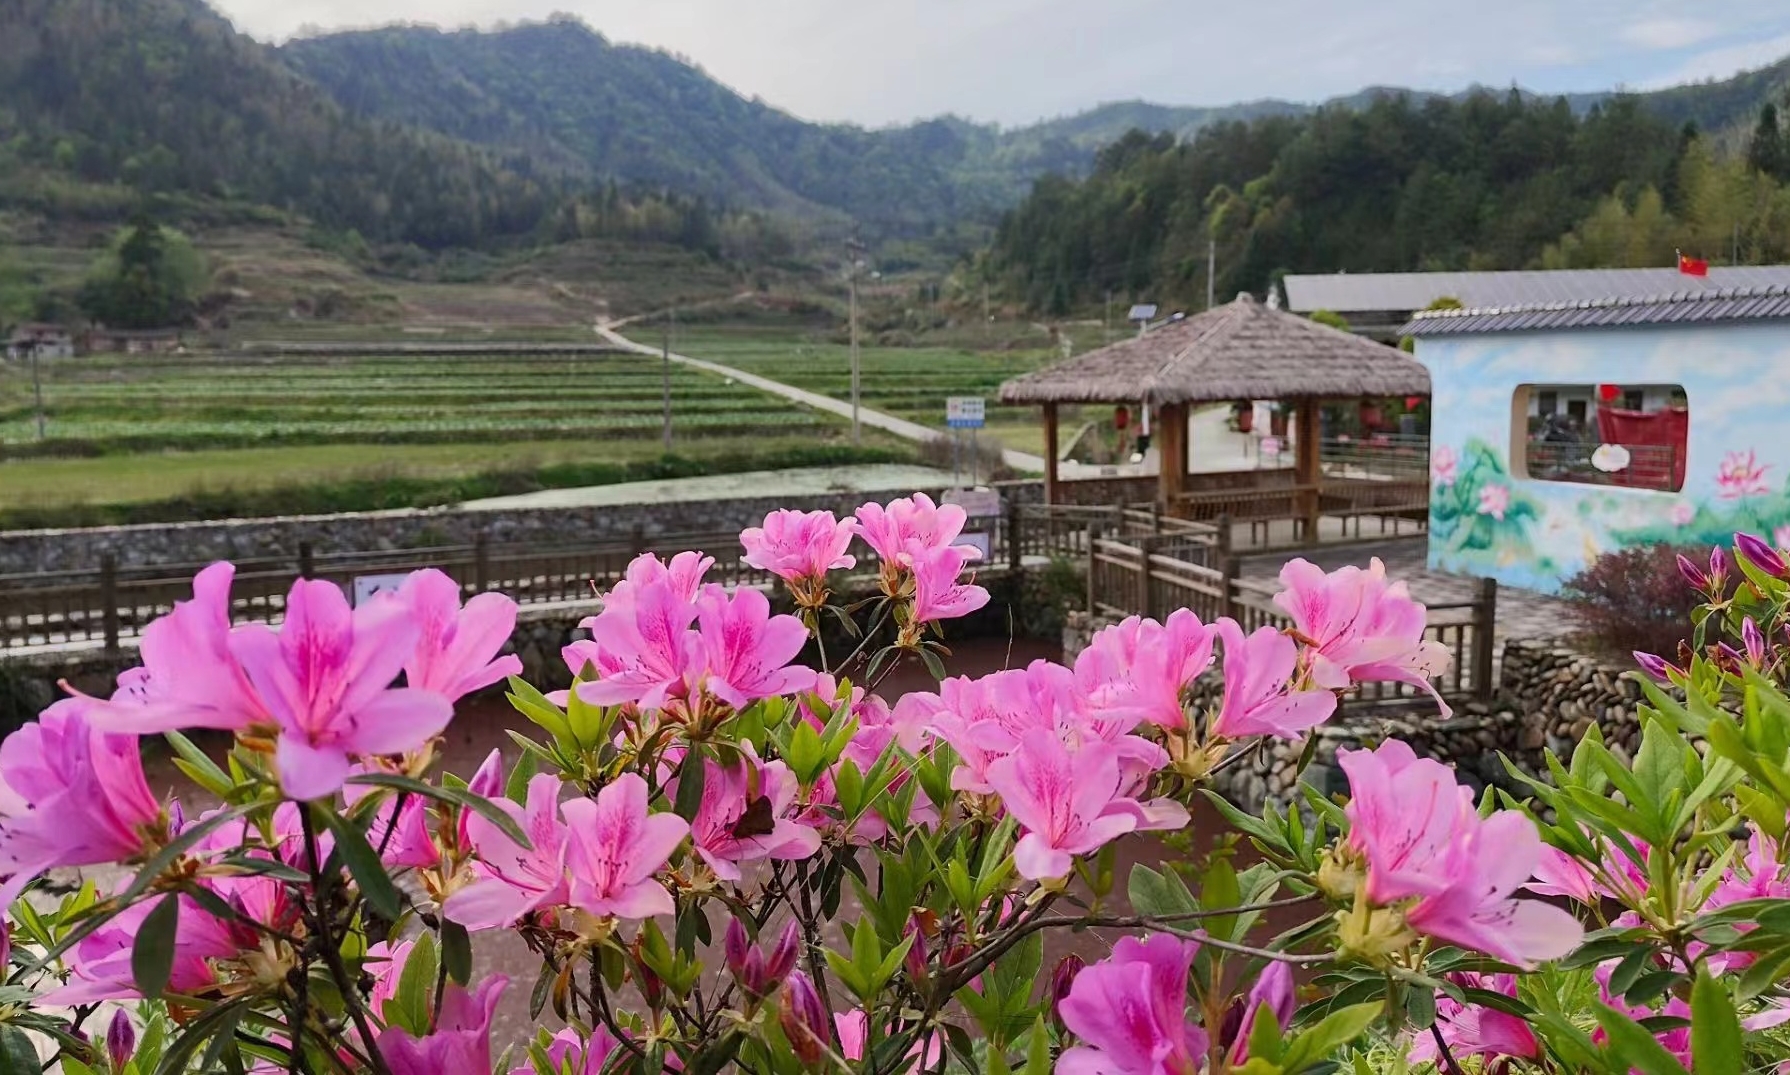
[1206, 237, 1217, 311]
[29, 342, 45, 441]
[846, 237, 868, 446]
[661, 314, 673, 452]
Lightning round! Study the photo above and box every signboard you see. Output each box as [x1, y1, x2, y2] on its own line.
[957, 531, 992, 561]
[943, 487, 1002, 519]
[352, 573, 413, 608]
[946, 397, 986, 429]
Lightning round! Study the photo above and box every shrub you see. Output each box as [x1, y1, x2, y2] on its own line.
[1562, 542, 1708, 658]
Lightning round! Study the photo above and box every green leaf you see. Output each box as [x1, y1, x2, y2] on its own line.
[394, 931, 440, 1034]
[345, 773, 530, 848]
[1690, 970, 1743, 1075]
[441, 919, 473, 985]
[321, 806, 403, 921]
[674, 747, 708, 823]
[164, 731, 231, 796]
[1128, 864, 1198, 918]
[131, 893, 181, 999]
[505, 749, 539, 805]
[506, 674, 576, 742]
[1594, 1003, 1690, 1075]
[1279, 1001, 1382, 1071]
[151, 999, 251, 1075]
[0, 1025, 39, 1075]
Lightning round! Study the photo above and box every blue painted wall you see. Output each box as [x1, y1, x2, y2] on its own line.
[1416, 321, 1790, 593]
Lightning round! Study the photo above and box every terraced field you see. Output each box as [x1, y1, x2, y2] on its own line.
[670, 328, 1058, 455]
[0, 350, 836, 454]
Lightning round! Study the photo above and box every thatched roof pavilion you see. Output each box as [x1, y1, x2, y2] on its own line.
[1000, 292, 1431, 513]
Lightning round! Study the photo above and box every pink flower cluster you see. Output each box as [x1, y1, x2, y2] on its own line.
[1339, 740, 1582, 966]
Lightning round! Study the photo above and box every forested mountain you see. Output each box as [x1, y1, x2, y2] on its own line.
[987, 89, 1790, 314]
[0, 0, 567, 248]
[6, 0, 1790, 257]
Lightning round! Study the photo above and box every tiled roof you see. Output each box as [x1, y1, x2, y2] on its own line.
[1399, 284, 1790, 336]
[1284, 267, 1790, 314]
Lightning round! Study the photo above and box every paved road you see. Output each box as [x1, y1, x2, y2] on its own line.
[595, 322, 1049, 474]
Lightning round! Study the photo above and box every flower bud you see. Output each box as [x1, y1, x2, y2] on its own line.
[779, 972, 830, 1068]
[1633, 651, 1680, 683]
[1676, 553, 1708, 591]
[0, 921, 10, 972]
[1745, 617, 1767, 669]
[1710, 545, 1730, 589]
[724, 918, 750, 981]
[1735, 532, 1787, 578]
[106, 1010, 134, 1072]
[1048, 955, 1084, 1033]
[1718, 642, 1745, 671]
[763, 920, 802, 990]
[903, 920, 930, 982]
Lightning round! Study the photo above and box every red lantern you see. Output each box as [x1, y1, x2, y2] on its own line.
[1404, 395, 1423, 410]
[1598, 383, 1621, 403]
[1114, 405, 1130, 430]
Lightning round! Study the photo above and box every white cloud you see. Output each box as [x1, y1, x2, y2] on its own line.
[205, 0, 1790, 126]
[1619, 17, 1720, 51]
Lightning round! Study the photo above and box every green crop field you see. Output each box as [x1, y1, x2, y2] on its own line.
[0, 347, 907, 524]
[668, 326, 1059, 453]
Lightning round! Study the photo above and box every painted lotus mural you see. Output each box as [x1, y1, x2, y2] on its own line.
[1416, 321, 1790, 593]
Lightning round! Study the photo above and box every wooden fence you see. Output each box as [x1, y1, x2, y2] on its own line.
[1087, 535, 1497, 704]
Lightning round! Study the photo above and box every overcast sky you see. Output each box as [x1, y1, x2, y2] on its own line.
[211, 0, 1790, 128]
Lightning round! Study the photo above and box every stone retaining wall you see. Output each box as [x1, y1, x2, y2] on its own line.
[0, 482, 1046, 574]
[1496, 637, 1646, 759]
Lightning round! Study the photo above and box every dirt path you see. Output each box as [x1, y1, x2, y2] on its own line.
[594, 321, 1050, 475]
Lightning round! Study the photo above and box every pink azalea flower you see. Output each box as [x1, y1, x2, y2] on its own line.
[682, 751, 820, 880]
[985, 730, 1138, 881]
[1273, 558, 1454, 716]
[834, 1009, 943, 1071]
[1338, 740, 1476, 904]
[578, 570, 703, 710]
[1208, 619, 1337, 740]
[1476, 482, 1510, 520]
[366, 938, 414, 1023]
[925, 666, 1076, 794]
[0, 698, 165, 907]
[229, 580, 453, 800]
[1430, 445, 1457, 487]
[43, 891, 232, 1004]
[1407, 973, 1540, 1066]
[378, 975, 507, 1075]
[1340, 741, 1583, 966]
[602, 551, 714, 615]
[908, 545, 991, 626]
[854, 493, 978, 565]
[1594, 960, 1691, 1068]
[1226, 961, 1295, 1065]
[561, 773, 689, 919]
[443, 773, 573, 931]
[1525, 844, 1602, 904]
[740, 509, 856, 583]
[506, 1027, 621, 1075]
[694, 585, 812, 709]
[1402, 809, 1584, 966]
[1073, 609, 1217, 731]
[399, 569, 523, 703]
[99, 562, 270, 734]
[355, 749, 504, 870]
[1717, 449, 1771, 499]
[1058, 935, 1206, 1075]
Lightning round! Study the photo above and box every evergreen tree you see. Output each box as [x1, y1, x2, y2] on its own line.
[1749, 103, 1787, 179]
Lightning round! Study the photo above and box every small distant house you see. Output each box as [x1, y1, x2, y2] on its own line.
[1285, 267, 1790, 340]
[84, 327, 184, 355]
[5, 323, 76, 360]
[1403, 284, 1790, 593]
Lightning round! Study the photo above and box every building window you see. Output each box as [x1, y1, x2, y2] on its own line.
[1513, 383, 1688, 492]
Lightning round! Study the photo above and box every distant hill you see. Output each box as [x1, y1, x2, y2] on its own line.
[6, 2, 1790, 249]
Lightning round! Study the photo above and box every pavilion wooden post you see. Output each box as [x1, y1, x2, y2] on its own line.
[1156, 402, 1187, 514]
[1043, 403, 1060, 504]
[1295, 396, 1321, 544]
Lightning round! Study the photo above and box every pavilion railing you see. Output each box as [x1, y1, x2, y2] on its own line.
[1088, 535, 1496, 704]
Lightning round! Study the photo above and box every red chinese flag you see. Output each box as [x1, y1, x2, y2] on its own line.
[1679, 252, 1709, 277]
[1598, 383, 1621, 403]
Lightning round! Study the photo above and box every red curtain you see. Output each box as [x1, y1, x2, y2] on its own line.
[1596, 407, 1688, 490]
